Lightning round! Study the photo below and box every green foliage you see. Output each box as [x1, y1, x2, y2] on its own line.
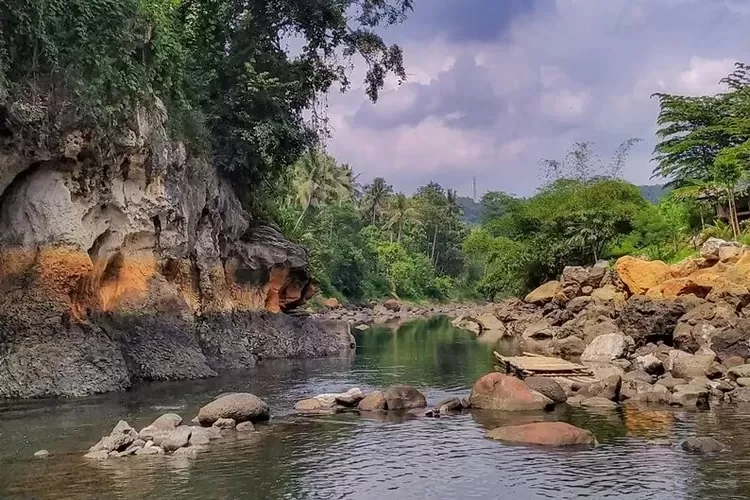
[0, 0, 413, 200]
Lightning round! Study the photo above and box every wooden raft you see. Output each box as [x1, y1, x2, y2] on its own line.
[493, 351, 595, 384]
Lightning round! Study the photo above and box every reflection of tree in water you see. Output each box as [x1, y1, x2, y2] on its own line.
[354, 316, 495, 389]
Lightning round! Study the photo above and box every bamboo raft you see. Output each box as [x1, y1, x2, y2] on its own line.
[493, 351, 595, 384]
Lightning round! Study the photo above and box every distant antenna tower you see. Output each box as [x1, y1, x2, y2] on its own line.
[472, 176, 477, 201]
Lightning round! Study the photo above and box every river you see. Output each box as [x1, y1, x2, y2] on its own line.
[2, 316, 750, 499]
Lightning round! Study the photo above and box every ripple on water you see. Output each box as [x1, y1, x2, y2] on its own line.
[4, 319, 750, 499]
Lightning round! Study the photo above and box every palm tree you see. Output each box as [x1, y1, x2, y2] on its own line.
[384, 193, 417, 243]
[292, 149, 355, 229]
[361, 177, 393, 225]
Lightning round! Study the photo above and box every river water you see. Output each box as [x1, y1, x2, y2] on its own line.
[2, 316, 750, 499]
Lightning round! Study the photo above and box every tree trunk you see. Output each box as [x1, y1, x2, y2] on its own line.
[728, 188, 740, 239]
[431, 226, 438, 263]
[397, 220, 403, 243]
[294, 202, 311, 231]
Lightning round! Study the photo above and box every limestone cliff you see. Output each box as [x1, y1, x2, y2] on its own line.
[0, 96, 353, 399]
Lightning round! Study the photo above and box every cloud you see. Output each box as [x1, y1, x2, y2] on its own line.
[324, 0, 750, 197]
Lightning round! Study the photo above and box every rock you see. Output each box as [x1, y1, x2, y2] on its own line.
[469, 373, 554, 411]
[189, 428, 212, 445]
[294, 396, 338, 412]
[729, 387, 750, 403]
[672, 388, 710, 409]
[335, 388, 365, 406]
[486, 422, 596, 447]
[623, 370, 655, 384]
[236, 421, 255, 432]
[89, 420, 137, 453]
[580, 333, 634, 362]
[357, 391, 387, 411]
[620, 378, 660, 400]
[139, 413, 183, 439]
[383, 385, 427, 410]
[711, 379, 735, 392]
[198, 393, 270, 425]
[724, 356, 746, 368]
[173, 445, 206, 457]
[727, 364, 750, 380]
[615, 256, 672, 295]
[452, 316, 482, 335]
[701, 238, 741, 261]
[628, 390, 673, 406]
[523, 377, 567, 404]
[737, 377, 750, 387]
[578, 374, 621, 401]
[161, 426, 192, 452]
[33, 450, 50, 459]
[591, 286, 623, 302]
[119, 441, 145, 457]
[581, 397, 618, 409]
[383, 299, 401, 312]
[475, 313, 506, 334]
[671, 354, 716, 380]
[212, 418, 236, 430]
[521, 320, 556, 340]
[135, 446, 163, 456]
[562, 266, 606, 289]
[324, 297, 341, 309]
[553, 336, 586, 358]
[84, 450, 110, 460]
[618, 296, 685, 345]
[566, 296, 593, 314]
[681, 437, 728, 453]
[566, 395, 585, 406]
[524, 281, 564, 304]
[634, 354, 664, 375]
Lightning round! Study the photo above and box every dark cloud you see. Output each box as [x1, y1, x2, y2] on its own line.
[398, 0, 552, 43]
[350, 54, 502, 130]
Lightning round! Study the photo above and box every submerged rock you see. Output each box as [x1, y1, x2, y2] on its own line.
[487, 422, 596, 447]
[198, 393, 269, 425]
[681, 437, 728, 453]
[33, 450, 50, 459]
[469, 373, 554, 411]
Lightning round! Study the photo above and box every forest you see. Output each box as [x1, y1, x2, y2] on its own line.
[3, 2, 750, 304]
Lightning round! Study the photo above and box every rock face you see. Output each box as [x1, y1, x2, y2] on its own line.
[0, 97, 354, 398]
[197, 393, 270, 425]
[486, 422, 596, 447]
[469, 373, 554, 411]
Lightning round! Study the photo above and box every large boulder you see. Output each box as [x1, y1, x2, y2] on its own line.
[198, 393, 270, 425]
[383, 385, 427, 410]
[580, 333, 634, 362]
[139, 413, 182, 440]
[486, 422, 596, 447]
[711, 320, 750, 362]
[615, 256, 672, 295]
[670, 354, 716, 380]
[701, 238, 742, 261]
[469, 373, 554, 411]
[524, 281, 564, 305]
[89, 420, 138, 453]
[617, 296, 686, 345]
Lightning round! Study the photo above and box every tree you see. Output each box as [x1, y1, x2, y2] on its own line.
[361, 177, 393, 225]
[540, 138, 642, 184]
[384, 193, 418, 243]
[291, 149, 354, 229]
[713, 141, 750, 238]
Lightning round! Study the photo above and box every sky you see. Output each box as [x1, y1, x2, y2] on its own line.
[322, 0, 750, 198]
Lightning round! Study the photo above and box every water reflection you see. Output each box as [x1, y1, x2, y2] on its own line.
[2, 317, 750, 499]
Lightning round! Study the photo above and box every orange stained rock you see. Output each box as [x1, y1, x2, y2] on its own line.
[0, 247, 37, 283]
[645, 277, 709, 299]
[36, 246, 94, 297]
[615, 256, 672, 295]
[97, 253, 157, 311]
